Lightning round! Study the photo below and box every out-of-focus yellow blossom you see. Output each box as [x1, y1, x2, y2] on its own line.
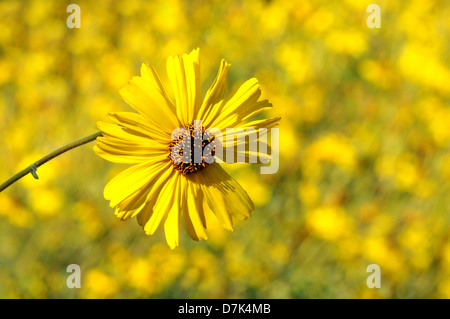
[415, 97, 450, 146]
[398, 1, 438, 44]
[259, 2, 288, 38]
[325, 30, 367, 57]
[29, 187, 63, 217]
[0, 195, 33, 228]
[306, 205, 353, 241]
[376, 153, 425, 193]
[151, 0, 186, 34]
[359, 59, 397, 89]
[362, 236, 405, 279]
[128, 257, 154, 293]
[393, 155, 420, 191]
[279, 124, 301, 160]
[277, 43, 311, 85]
[88, 93, 121, 122]
[97, 54, 132, 90]
[304, 9, 334, 34]
[398, 222, 432, 271]
[300, 85, 324, 124]
[306, 134, 357, 172]
[398, 43, 450, 94]
[344, 0, 372, 11]
[84, 269, 119, 299]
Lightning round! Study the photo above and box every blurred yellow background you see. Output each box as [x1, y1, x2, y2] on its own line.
[1, 0, 450, 298]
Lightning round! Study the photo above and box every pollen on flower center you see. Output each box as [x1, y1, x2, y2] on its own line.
[168, 123, 216, 175]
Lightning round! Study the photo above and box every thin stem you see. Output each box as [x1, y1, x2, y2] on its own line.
[0, 131, 103, 193]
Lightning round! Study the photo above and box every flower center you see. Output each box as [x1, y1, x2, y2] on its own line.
[168, 123, 215, 175]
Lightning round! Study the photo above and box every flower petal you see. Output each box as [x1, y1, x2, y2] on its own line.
[140, 62, 176, 115]
[206, 164, 254, 221]
[208, 78, 261, 130]
[135, 167, 175, 226]
[120, 75, 179, 135]
[166, 48, 201, 126]
[142, 170, 178, 236]
[96, 121, 150, 143]
[183, 175, 208, 241]
[94, 119, 168, 164]
[108, 112, 173, 145]
[240, 116, 281, 130]
[196, 163, 254, 230]
[115, 162, 174, 220]
[197, 58, 230, 125]
[94, 136, 167, 164]
[164, 174, 182, 249]
[103, 155, 169, 208]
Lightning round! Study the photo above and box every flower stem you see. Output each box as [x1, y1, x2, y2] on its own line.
[0, 131, 103, 193]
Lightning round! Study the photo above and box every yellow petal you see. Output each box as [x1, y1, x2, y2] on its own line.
[214, 117, 280, 164]
[96, 121, 150, 144]
[140, 62, 176, 115]
[135, 166, 175, 225]
[183, 175, 208, 241]
[104, 155, 168, 207]
[94, 136, 166, 164]
[241, 116, 281, 129]
[201, 179, 233, 231]
[166, 48, 201, 126]
[120, 76, 179, 135]
[164, 174, 182, 249]
[197, 163, 254, 231]
[108, 112, 172, 145]
[197, 59, 230, 126]
[115, 161, 173, 220]
[208, 78, 261, 130]
[143, 170, 178, 235]
[205, 163, 254, 221]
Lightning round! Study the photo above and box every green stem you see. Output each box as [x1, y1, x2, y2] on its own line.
[0, 131, 103, 193]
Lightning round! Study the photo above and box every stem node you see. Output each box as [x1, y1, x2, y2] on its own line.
[29, 164, 39, 180]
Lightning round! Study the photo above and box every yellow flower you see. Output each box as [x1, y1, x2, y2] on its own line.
[307, 133, 357, 172]
[85, 269, 118, 298]
[306, 205, 352, 241]
[94, 48, 279, 248]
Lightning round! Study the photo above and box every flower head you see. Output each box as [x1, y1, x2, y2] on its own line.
[94, 48, 279, 248]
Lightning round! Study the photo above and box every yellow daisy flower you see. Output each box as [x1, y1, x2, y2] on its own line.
[94, 48, 279, 248]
